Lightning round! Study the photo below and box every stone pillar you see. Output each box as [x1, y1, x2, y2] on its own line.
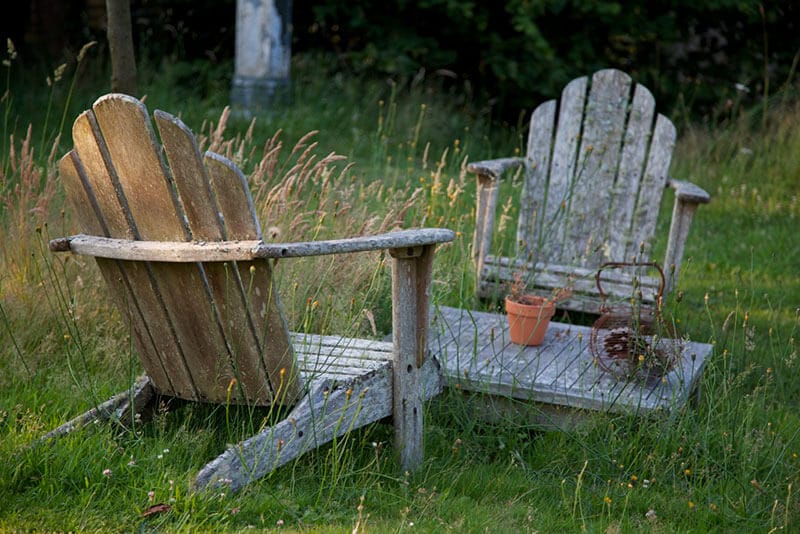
[231, 0, 292, 111]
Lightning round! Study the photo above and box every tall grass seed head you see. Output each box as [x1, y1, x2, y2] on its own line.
[53, 63, 67, 83]
[77, 41, 97, 63]
[6, 38, 16, 60]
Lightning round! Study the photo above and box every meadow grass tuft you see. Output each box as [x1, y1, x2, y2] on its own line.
[1, 49, 799, 531]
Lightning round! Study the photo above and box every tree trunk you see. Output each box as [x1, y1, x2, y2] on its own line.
[106, 0, 137, 95]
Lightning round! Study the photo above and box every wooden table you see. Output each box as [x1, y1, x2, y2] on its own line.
[429, 306, 712, 418]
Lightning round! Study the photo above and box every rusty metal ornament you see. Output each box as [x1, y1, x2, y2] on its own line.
[590, 262, 682, 382]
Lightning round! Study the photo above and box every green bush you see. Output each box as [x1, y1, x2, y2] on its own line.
[295, 0, 799, 118]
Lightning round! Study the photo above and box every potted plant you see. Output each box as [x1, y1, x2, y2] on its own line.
[505, 272, 572, 346]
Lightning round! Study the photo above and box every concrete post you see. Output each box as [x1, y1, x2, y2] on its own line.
[231, 0, 292, 111]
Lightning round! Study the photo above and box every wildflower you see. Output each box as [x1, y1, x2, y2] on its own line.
[645, 509, 657, 522]
[688, 501, 695, 510]
[642, 479, 651, 488]
[230, 508, 240, 515]
[102, 468, 112, 477]
[276, 519, 285, 526]
[128, 458, 136, 467]
[148, 491, 155, 502]
[604, 495, 612, 504]
[684, 468, 692, 476]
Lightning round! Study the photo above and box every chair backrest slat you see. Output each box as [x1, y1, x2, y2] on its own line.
[545, 75, 587, 260]
[153, 111, 226, 241]
[606, 83, 656, 262]
[517, 100, 555, 261]
[629, 114, 676, 259]
[60, 94, 300, 405]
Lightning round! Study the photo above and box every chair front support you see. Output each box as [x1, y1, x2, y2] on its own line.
[389, 244, 435, 471]
[663, 178, 711, 293]
[468, 158, 523, 282]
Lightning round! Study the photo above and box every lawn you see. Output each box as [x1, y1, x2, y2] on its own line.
[1, 47, 799, 532]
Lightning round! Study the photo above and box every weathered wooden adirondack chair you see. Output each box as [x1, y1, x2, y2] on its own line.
[46, 94, 454, 492]
[470, 68, 710, 312]
[428, 70, 713, 419]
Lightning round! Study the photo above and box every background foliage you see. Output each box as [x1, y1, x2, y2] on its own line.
[294, 0, 800, 118]
[3, 1, 799, 120]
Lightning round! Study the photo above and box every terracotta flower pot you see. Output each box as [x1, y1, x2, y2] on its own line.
[505, 295, 556, 346]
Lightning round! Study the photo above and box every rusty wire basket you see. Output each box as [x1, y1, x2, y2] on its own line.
[590, 262, 683, 382]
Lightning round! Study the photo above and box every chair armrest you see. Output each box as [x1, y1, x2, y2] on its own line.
[49, 228, 455, 262]
[256, 228, 455, 258]
[667, 178, 711, 205]
[466, 157, 524, 181]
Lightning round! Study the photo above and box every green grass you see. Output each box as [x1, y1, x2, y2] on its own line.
[1, 46, 799, 531]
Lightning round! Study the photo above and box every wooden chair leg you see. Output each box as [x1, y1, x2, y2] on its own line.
[37, 376, 155, 445]
[193, 350, 443, 494]
[194, 367, 394, 493]
[389, 244, 434, 473]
